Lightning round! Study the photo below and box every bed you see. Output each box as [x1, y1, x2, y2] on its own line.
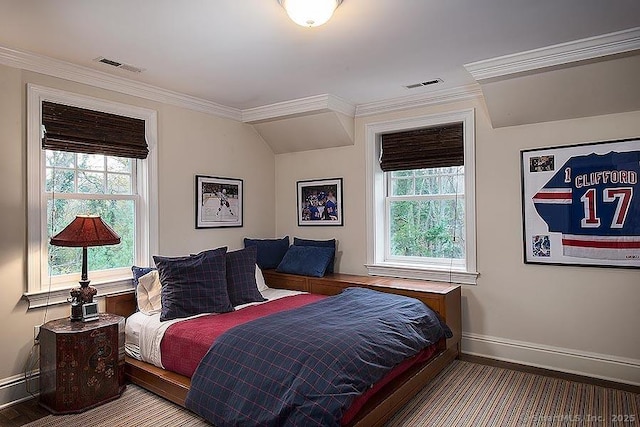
[106, 269, 461, 427]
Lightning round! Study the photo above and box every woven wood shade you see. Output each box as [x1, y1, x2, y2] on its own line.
[42, 101, 148, 159]
[380, 123, 464, 171]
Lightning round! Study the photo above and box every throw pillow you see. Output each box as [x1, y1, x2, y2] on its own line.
[293, 237, 336, 273]
[243, 236, 290, 269]
[276, 245, 335, 277]
[255, 265, 268, 292]
[136, 270, 162, 315]
[154, 247, 233, 321]
[226, 246, 267, 306]
[132, 266, 156, 289]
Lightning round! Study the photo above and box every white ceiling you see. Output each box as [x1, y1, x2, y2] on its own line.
[1, 0, 640, 112]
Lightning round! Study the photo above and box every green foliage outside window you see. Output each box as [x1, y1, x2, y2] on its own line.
[388, 167, 465, 260]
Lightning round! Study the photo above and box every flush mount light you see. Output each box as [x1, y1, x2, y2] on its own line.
[278, 0, 343, 27]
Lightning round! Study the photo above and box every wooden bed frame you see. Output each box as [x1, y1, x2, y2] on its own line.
[105, 270, 461, 427]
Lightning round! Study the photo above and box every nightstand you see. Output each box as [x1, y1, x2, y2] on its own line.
[39, 313, 125, 414]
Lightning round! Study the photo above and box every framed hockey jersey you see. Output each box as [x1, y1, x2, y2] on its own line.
[521, 138, 640, 268]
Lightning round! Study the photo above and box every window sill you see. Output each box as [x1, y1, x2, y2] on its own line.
[24, 277, 134, 309]
[365, 263, 478, 285]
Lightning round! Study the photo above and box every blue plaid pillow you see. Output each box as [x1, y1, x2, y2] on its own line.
[226, 246, 266, 306]
[154, 247, 233, 321]
[276, 245, 335, 277]
[243, 236, 290, 269]
[293, 237, 336, 273]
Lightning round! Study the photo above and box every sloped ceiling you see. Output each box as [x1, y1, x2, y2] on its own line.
[250, 111, 354, 154]
[465, 28, 640, 128]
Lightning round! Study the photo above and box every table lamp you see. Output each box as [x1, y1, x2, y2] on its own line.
[49, 215, 121, 320]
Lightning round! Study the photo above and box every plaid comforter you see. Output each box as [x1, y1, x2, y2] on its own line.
[185, 287, 451, 427]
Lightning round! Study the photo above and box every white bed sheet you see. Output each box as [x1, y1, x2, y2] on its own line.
[125, 287, 303, 368]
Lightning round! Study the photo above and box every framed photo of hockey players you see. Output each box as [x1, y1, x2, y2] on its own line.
[521, 138, 640, 268]
[195, 175, 243, 228]
[297, 178, 344, 226]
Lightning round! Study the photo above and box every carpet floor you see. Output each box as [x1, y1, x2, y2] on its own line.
[25, 360, 639, 427]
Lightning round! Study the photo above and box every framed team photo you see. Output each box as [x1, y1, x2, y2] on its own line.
[297, 178, 343, 226]
[195, 175, 243, 228]
[521, 138, 640, 268]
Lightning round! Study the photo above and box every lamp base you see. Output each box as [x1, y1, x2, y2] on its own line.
[69, 282, 98, 321]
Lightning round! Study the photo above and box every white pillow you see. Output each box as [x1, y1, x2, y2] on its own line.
[137, 270, 162, 315]
[255, 264, 268, 292]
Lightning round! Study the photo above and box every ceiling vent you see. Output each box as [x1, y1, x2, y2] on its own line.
[404, 78, 443, 89]
[94, 57, 145, 73]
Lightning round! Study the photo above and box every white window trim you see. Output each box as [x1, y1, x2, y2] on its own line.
[364, 109, 478, 285]
[24, 84, 159, 308]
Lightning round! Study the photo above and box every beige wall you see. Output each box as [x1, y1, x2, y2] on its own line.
[275, 97, 640, 384]
[0, 64, 275, 396]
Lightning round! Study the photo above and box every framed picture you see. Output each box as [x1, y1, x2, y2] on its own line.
[521, 137, 640, 268]
[195, 175, 243, 228]
[297, 178, 343, 226]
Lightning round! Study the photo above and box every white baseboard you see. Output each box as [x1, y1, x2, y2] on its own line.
[0, 371, 39, 409]
[462, 332, 640, 386]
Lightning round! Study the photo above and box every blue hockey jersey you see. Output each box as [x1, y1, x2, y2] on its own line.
[532, 150, 640, 260]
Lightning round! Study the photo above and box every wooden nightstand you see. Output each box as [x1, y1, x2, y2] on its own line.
[39, 313, 126, 414]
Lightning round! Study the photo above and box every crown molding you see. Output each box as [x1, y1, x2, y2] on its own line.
[242, 94, 356, 123]
[465, 27, 640, 81]
[355, 84, 483, 118]
[0, 45, 242, 121]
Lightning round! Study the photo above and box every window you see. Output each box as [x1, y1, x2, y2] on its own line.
[26, 85, 158, 307]
[365, 110, 477, 284]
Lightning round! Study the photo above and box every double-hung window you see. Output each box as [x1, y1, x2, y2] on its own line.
[365, 110, 477, 284]
[26, 85, 158, 307]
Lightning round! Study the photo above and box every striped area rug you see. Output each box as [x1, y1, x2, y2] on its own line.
[386, 361, 639, 427]
[25, 360, 639, 427]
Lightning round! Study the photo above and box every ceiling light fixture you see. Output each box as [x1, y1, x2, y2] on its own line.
[278, 0, 343, 27]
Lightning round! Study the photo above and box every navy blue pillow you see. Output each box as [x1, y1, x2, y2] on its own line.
[154, 247, 233, 321]
[293, 237, 336, 273]
[226, 246, 266, 306]
[243, 236, 290, 269]
[276, 245, 335, 277]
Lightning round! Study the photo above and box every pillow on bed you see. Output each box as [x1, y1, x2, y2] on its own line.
[243, 236, 290, 269]
[255, 265, 268, 292]
[136, 270, 162, 315]
[154, 247, 233, 321]
[293, 237, 336, 273]
[132, 266, 156, 289]
[276, 245, 335, 277]
[226, 246, 267, 306]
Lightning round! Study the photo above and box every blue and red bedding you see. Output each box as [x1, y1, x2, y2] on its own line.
[185, 287, 451, 427]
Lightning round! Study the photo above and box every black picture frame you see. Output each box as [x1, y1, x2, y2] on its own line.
[521, 137, 640, 268]
[195, 175, 243, 228]
[297, 178, 344, 226]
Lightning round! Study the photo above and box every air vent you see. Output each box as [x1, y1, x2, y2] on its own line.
[404, 78, 443, 89]
[94, 57, 145, 73]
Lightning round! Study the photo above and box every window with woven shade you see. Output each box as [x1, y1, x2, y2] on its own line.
[365, 110, 477, 285]
[26, 85, 158, 303]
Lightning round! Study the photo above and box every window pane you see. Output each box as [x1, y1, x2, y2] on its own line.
[47, 199, 135, 276]
[78, 171, 105, 193]
[108, 173, 131, 194]
[389, 198, 465, 259]
[45, 168, 75, 193]
[46, 150, 74, 168]
[415, 176, 439, 195]
[107, 156, 131, 173]
[78, 153, 105, 171]
[391, 178, 413, 196]
[391, 170, 413, 178]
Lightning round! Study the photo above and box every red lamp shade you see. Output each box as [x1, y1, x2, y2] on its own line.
[49, 215, 121, 312]
[50, 215, 121, 248]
